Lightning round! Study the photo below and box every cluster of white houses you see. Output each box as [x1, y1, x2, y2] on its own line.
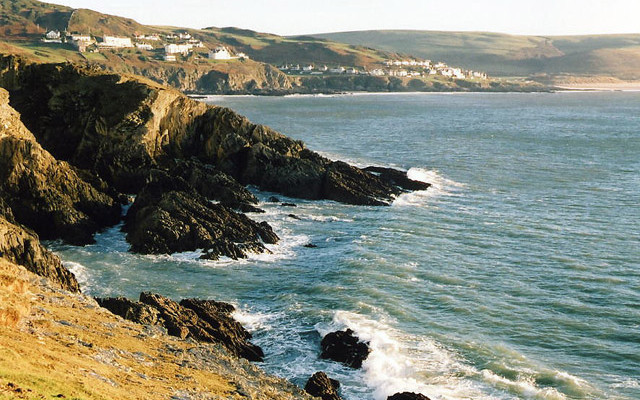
[279, 61, 487, 80]
[41, 30, 248, 62]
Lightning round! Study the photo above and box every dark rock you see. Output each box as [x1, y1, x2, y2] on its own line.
[222, 202, 265, 214]
[0, 87, 121, 245]
[304, 372, 342, 400]
[364, 166, 431, 192]
[123, 171, 278, 259]
[281, 203, 297, 207]
[288, 214, 301, 220]
[180, 298, 264, 361]
[320, 329, 371, 369]
[134, 292, 264, 361]
[167, 158, 258, 205]
[95, 296, 161, 325]
[268, 196, 281, 203]
[322, 161, 402, 206]
[304, 243, 318, 248]
[387, 392, 432, 400]
[0, 213, 80, 292]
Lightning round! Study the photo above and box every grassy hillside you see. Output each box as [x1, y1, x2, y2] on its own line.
[0, 0, 71, 38]
[314, 30, 640, 80]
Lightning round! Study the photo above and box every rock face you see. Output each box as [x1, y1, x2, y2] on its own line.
[97, 293, 264, 361]
[320, 329, 371, 369]
[0, 210, 79, 292]
[304, 372, 342, 400]
[0, 58, 413, 206]
[0, 87, 121, 245]
[387, 393, 432, 400]
[364, 166, 431, 192]
[123, 171, 278, 258]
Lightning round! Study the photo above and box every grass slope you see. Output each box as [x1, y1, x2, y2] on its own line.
[313, 30, 640, 79]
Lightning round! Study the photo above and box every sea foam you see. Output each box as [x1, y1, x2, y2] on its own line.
[394, 167, 465, 206]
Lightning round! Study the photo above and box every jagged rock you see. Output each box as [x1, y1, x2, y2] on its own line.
[320, 329, 371, 369]
[288, 214, 301, 220]
[281, 203, 297, 207]
[387, 393, 431, 400]
[0, 213, 79, 292]
[180, 298, 264, 361]
[134, 292, 264, 361]
[304, 243, 318, 248]
[223, 202, 265, 214]
[95, 297, 160, 325]
[364, 166, 431, 191]
[123, 171, 278, 259]
[0, 87, 121, 245]
[1, 59, 410, 206]
[323, 161, 402, 206]
[167, 158, 258, 205]
[304, 372, 342, 400]
[268, 196, 280, 203]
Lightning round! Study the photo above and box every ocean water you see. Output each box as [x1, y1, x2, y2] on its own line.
[51, 92, 639, 400]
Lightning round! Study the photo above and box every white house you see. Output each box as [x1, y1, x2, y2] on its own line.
[179, 32, 192, 40]
[370, 69, 386, 76]
[303, 65, 314, 72]
[45, 30, 60, 40]
[329, 67, 345, 74]
[135, 43, 154, 51]
[165, 43, 192, 55]
[101, 36, 133, 48]
[236, 52, 249, 59]
[163, 54, 177, 62]
[69, 34, 93, 52]
[208, 46, 232, 60]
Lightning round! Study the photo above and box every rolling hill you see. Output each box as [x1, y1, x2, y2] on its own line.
[313, 30, 640, 81]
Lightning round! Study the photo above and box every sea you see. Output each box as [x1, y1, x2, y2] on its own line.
[50, 92, 640, 400]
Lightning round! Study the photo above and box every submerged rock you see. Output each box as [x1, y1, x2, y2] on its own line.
[387, 392, 432, 400]
[304, 372, 342, 400]
[364, 166, 431, 192]
[320, 329, 371, 369]
[123, 171, 278, 259]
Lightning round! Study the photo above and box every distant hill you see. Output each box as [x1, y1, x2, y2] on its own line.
[313, 30, 640, 80]
[0, 0, 72, 38]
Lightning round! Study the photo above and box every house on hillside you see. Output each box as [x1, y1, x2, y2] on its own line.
[100, 36, 134, 48]
[163, 54, 177, 62]
[135, 43, 154, 51]
[42, 30, 62, 43]
[69, 34, 94, 52]
[208, 46, 232, 60]
[165, 43, 192, 55]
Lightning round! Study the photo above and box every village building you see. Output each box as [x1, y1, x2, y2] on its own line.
[69, 34, 94, 52]
[236, 52, 249, 59]
[370, 69, 386, 76]
[165, 43, 192, 55]
[163, 54, 177, 62]
[303, 65, 314, 72]
[100, 36, 133, 48]
[208, 46, 232, 60]
[329, 67, 345, 74]
[135, 43, 154, 51]
[178, 32, 192, 40]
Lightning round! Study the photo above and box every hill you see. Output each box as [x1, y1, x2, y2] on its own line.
[313, 30, 640, 81]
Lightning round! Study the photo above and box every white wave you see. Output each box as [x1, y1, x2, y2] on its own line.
[481, 370, 567, 400]
[233, 308, 279, 332]
[318, 311, 492, 400]
[394, 168, 465, 206]
[64, 261, 90, 288]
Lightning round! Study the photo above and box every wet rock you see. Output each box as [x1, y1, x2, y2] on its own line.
[223, 202, 265, 214]
[167, 159, 258, 205]
[95, 297, 161, 325]
[268, 196, 281, 203]
[123, 171, 278, 259]
[320, 329, 370, 369]
[387, 392, 432, 400]
[304, 243, 318, 248]
[281, 203, 297, 207]
[135, 292, 264, 361]
[0, 88, 121, 245]
[0, 214, 80, 292]
[364, 166, 431, 192]
[180, 298, 264, 361]
[323, 161, 402, 206]
[287, 214, 301, 220]
[304, 372, 342, 400]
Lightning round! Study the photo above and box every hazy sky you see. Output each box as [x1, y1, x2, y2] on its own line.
[49, 0, 640, 36]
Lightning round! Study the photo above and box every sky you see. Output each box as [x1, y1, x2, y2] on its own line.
[48, 0, 640, 36]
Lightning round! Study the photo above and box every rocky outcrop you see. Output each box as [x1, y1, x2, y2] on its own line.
[304, 372, 342, 400]
[0, 211, 79, 292]
[0, 87, 121, 245]
[364, 166, 431, 191]
[387, 393, 432, 400]
[0, 58, 414, 206]
[97, 293, 264, 361]
[320, 329, 371, 369]
[123, 171, 278, 258]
